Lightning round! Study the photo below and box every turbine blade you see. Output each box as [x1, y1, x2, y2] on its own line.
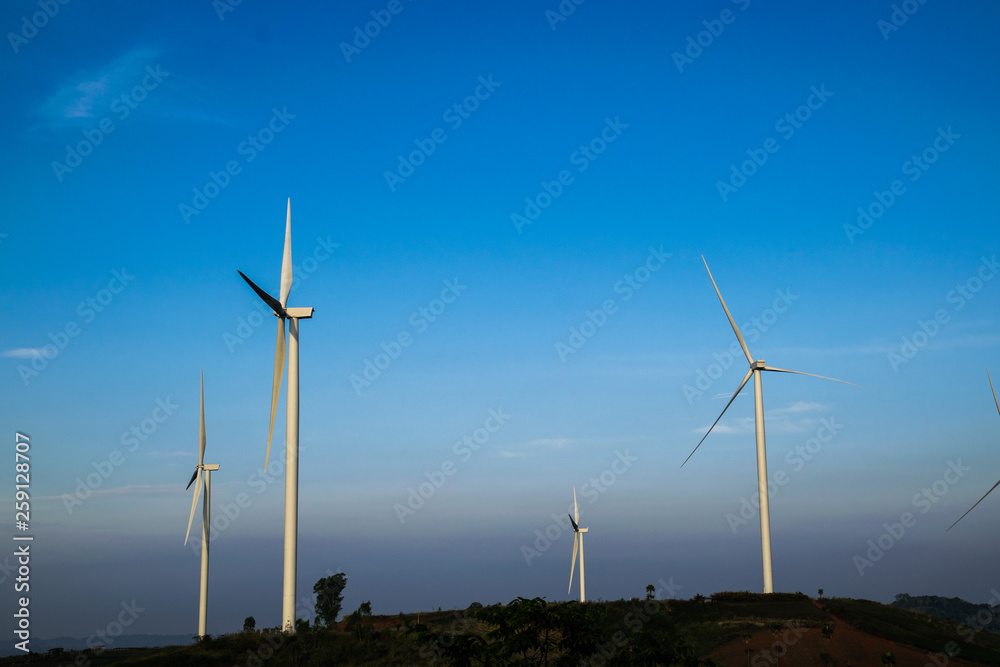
[569, 533, 579, 594]
[573, 486, 580, 524]
[760, 365, 863, 387]
[266, 318, 287, 469]
[279, 199, 292, 308]
[239, 270, 285, 318]
[989, 371, 999, 418]
[184, 468, 202, 545]
[702, 256, 753, 364]
[568, 513, 579, 532]
[681, 368, 754, 468]
[199, 370, 206, 465]
[947, 479, 1000, 531]
[185, 468, 198, 490]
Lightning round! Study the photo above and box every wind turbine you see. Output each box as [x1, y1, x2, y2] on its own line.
[947, 371, 1000, 531]
[238, 199, 314, 633]
[682, 256, 856, 594]
[184, 371, 219, 639]
[568, 487, 588, 603]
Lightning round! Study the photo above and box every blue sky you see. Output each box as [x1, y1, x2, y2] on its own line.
[1, 0, 999, 642]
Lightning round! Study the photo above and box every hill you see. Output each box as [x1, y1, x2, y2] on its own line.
[891, 593, 1000, 634]
[5, 594, 1000, 666]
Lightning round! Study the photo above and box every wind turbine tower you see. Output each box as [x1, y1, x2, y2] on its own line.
[568, 488, 588, 603]
[682, 256, 856, 593]
[238, 199, 314, 633]
[184, 371, 219, 639]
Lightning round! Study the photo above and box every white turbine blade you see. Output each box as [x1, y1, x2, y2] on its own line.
[573, 487, 580, 524]
[199, 371, 206, 465]
[266, 318, 287, 469]
[569, 532, 579, 594]
[702, 256, 753, 365]
[947, 479, 1000, 531]
[184, 468, 203, 546]
[279, 199, 293, 308]
[681, 368, 754, 468]
[761, 365, 863, 387]
[989, 371, 999, 418]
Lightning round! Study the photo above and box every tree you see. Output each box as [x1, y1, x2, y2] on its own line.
[313, 572, 347, 628]
[818, 588, 824, 598]
[243, 616, 256, 633]
[646, 584, 656, 601]
[346, 600, 373, 641]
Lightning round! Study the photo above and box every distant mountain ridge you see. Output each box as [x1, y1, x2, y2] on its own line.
[0, 634, 193, 658]
[891, 593, 1000, 635]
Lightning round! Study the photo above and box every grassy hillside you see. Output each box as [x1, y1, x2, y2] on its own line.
[6, 594, 1000, 666]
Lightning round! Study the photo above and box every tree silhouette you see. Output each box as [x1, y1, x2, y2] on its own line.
[313, 572, 347, 628]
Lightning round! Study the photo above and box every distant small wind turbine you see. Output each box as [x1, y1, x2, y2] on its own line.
[238, 199, 314, 633]
[682, 256, 857, 594]
[568, 488, 588, 603]
[947, 371, 1000, 531]
[184, 371, 219, 639]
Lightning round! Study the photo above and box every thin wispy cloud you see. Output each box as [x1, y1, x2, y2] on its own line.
[1, 347, 45, 359]
[40, 47, 161, 125]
